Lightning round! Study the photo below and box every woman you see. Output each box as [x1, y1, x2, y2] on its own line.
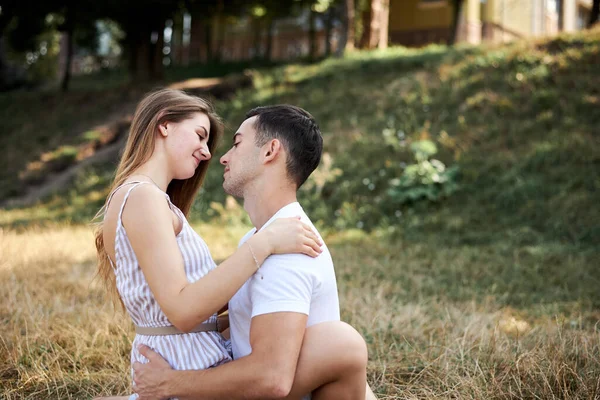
[95, 89, 375, 399]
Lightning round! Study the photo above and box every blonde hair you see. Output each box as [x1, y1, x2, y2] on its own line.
[94, 88, 223, 308]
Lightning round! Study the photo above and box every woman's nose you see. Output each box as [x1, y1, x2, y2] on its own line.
[199, 147, 211, 161]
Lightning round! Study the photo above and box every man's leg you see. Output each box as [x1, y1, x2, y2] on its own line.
[285, 321, 377, 400]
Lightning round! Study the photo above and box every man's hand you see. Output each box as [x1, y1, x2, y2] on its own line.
[133, 345, 173, 400]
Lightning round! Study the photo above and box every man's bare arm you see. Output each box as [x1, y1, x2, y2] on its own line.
[134, 312, 308, 400]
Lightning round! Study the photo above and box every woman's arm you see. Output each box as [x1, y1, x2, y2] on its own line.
[122, 185, 320, 332]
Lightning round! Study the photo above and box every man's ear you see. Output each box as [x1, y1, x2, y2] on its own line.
[263, 139, 282, 164]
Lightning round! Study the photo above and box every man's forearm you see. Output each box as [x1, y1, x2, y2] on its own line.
[165, 355, 281, 400]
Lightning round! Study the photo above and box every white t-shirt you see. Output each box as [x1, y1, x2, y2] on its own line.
[228, 202, 341, 398]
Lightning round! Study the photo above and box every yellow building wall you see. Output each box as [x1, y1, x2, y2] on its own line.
[389, 0, 453, 31]
[389, 0, 537, 35]
[389, 0, 547, 45]
[490, 0, 535, 37]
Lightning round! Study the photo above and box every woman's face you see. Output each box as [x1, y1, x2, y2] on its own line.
[163, 112, 212, 180]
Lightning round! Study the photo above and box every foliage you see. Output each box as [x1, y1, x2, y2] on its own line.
[387, 140, 459, 204]
[3, 30, 600, 249]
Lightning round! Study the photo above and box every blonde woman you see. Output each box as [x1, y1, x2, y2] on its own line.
[95, 90, 375, 400]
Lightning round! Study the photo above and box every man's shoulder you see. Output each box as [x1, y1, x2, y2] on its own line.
[237, 228, 257, 248]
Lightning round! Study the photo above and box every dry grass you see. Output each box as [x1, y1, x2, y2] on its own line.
[1, 225, 599, 399]
[0, 223, 246, 399]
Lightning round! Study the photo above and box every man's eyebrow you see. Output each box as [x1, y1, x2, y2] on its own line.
[232, 132, 242, 142]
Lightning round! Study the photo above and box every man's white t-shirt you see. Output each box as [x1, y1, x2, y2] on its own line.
[228, 202, 340, 398]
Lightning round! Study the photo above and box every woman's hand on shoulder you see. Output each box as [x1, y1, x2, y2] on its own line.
[259, 217, 323, 258]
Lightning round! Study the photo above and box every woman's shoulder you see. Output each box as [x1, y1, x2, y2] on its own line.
[105, 182, 168, 219]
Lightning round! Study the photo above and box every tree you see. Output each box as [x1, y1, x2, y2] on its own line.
[260, 0, 296, 61]
[324, 5, 334, 56]
[0, 0, 26, 90]
[336, 0, 355, 56]
[1, 0, 58, 89]
[590, 0, 600, 28]
[358, 0, 388, 49]
[308, 5, 318, 60]
[56, 1, 101, 91]
[101, 0, 181, 82]
[377, 0, 389, 49]
[448, 0, 463, 45]
[345, 0, 356, 51]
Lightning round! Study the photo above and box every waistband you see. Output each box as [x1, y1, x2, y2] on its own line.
[135, 322, 218, 336]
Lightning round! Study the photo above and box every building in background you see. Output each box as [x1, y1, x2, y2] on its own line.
[389, 0, 594, 47]
[171, 10, 339, 66]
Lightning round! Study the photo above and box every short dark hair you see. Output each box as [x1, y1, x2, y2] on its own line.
[246, 105, 323, 188]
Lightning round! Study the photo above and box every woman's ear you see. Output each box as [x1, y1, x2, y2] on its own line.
[158, 122, 170, 137]
[157, 112, 169, 137]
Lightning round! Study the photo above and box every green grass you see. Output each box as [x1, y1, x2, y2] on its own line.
[1, 29, 600, 399]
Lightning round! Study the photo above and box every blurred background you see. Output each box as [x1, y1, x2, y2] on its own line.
[1, 0, 599, 399]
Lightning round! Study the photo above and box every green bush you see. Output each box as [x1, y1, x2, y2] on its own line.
[387, 140, 459, 204]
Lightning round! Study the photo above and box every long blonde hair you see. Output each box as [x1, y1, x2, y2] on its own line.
[94, 88, 223, 308]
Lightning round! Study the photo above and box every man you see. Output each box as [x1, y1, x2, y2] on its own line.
[130, 105, 376, 399]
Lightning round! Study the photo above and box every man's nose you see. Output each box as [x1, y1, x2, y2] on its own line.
[220, 152, 229, 166]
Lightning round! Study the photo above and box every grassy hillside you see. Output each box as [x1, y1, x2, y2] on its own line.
[1, 29, 599, 398]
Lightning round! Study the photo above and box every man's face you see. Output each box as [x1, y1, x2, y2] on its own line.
[219, 116, 262, 198]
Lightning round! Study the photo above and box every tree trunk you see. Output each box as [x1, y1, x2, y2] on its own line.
[448, 0, 463, 45]
[60, 29, 74, 92]
[60, 4, 76, 92]
[309, 7, 317, 60]
[324, 7, 333, 56]
[362, 0, 388, 49]
[127, 29, 151, 82]
[214, 0, 225, 63]
[590, 0, 600, 27]
[368, 0, 381, 49]
[346, 0, 356, 51]
[378, 0, 389, 49]
[337, 1, 348, 56]
[557, 0, 564, 31]
[136, 37, 151, 82]
[265, 17, 275, 61]
[148, 20, 165, 81]
[252, 17, 262, 60]
[377, 0, 390, 49]
[214, 14, 226, 63]
[205, 20, 213, 63]
[0, 35, 12, 90]
[0, 1, 17, 36]
[359, 1, 372, 49]
[359, 0, 381, 49]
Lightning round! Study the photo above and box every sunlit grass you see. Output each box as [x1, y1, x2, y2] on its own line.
[2, 224, 599, 399]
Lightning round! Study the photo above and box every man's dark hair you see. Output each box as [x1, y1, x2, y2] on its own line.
[246, 105, 323, 188]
